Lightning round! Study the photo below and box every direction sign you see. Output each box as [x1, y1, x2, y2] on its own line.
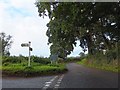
[29, 47, 33, 51]
[50, 54, 58, 61]
[21, 41, 32, 67]
[21, 43, 29, 47]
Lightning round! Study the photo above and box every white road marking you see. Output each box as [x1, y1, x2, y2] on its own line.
[42, 76, 58, 90]
[45, 82, 52, 84]
[54, 86, 58, 88]
[50, 76, 57, 82]
[54, 74, 64, 88]
[57, 81, 61, 84]
[50, 79, 54, 82]
[58, 79, 62, 82]
[45, 84, 50, 87]
[42, 74, 64, 89]
[55, 84, 59, 86]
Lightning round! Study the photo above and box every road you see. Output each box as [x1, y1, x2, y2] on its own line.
[2, 63, 118, 89]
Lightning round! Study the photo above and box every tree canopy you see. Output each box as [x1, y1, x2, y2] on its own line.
[35, 2, 120, 58]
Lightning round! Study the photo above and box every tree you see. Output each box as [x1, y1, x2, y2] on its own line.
[0, 32, 13, 56]
[35, 2, 120, 58]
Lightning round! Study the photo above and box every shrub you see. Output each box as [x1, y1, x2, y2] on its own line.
[31, 56, 50, 64]
[2, 63, 67, 77]
[3, 62, 10, 66]
[2, 56, 25, 64]
[2, 56, 51, 65]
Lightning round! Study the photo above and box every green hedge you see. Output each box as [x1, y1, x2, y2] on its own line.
[2, 64, 67, 77]
[31, 56, 50, 64]
[2, 56, 51, 65]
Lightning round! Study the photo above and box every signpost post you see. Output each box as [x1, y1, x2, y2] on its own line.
[21, 41, 32, 67]
[28, 41, 31, 67]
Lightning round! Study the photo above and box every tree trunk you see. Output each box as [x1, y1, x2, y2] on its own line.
[86, 32, 93, 55]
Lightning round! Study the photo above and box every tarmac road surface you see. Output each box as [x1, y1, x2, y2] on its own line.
[2, 63, 118, 89]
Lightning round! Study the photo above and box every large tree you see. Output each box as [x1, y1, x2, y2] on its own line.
[35, 2, 120, 58]
[0, 32, 13, 56]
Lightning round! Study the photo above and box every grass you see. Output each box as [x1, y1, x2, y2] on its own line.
[2, 63, 67, 77]
[1, 56, 68, 77]
[77, 58, 119, 73]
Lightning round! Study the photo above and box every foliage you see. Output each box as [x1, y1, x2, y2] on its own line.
[0, 32, 13, 56]
[77, 58, 87, 65]
[2, 55, 51, 66]
[2, 56, 22, 64]
[64, 57, 81, 63]
[2, 55, 68, 77]
[35, 2, 120, 59]
[31, 56, 50, 64]
[2, 63, 67, 77]
[77, 54, 119, 72]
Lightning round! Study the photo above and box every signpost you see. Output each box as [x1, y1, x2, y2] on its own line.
[21, 41, 32, 66]
[21, 43, 29, 47]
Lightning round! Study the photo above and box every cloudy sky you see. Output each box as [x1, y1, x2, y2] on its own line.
[0, 0, 83, 57]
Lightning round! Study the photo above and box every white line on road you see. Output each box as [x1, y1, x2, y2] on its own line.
[45, 84, 50, 87]
[50, 76, 58, 82]
[45, 82, 52, 84]
[55, 84, 59, 86]
[56, 81, 61, 84]
[54, 74, 64, 89]
[42, 74, 64, 90]
[42, 76, 58, 90]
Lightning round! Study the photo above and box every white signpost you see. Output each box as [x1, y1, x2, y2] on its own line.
[21, 41, 32, 67]
[21, 43, 29, 47]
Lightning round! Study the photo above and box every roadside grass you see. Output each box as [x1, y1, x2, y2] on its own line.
[77, 58, 119, 73]
[2, 63, 67, 77]
[1, 56, 68, 77]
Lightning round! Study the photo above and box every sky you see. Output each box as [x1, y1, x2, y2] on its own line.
[0, 0, 83, 57]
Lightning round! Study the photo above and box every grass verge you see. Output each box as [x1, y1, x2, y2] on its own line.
[2, 63, 68, 77]
[77, 58, 119, 73]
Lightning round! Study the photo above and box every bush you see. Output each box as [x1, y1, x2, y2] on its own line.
[31, 56, 50, 64]
[2, 56, 51, 65]
[3, 62, 10, 66]
[2, 56, 26, 64]
[65, 57, 81, 63]
[77, 58, 118, 72]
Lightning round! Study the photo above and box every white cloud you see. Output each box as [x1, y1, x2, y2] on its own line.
[68, 41, 83, 57]
[0, 0, 50, 57]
